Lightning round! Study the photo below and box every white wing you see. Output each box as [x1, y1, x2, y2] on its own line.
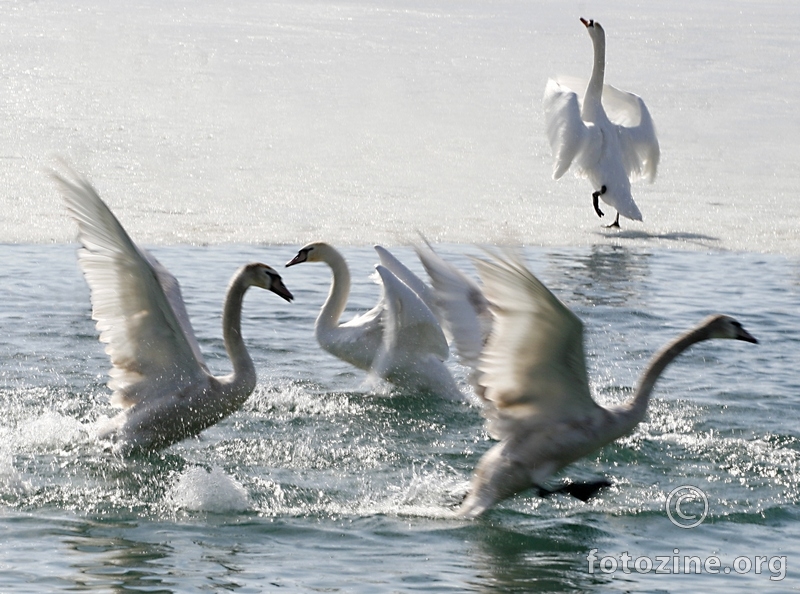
[325, 300, 385, 371]
[373, 245, 439, 321]
[602, 84, 660, 182]
[54, 171, 208, 408]
[414, 243, 491, 378]
[551, 76, 659, 182]
[371, 265, 449, 377]
[142, 252, 210, 373]
[473, 251, 599, 439]
[543, 78, 601, 180]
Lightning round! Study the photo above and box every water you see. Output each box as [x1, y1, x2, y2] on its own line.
[1, 0, 800, 592]
[0, 244, 797, 591]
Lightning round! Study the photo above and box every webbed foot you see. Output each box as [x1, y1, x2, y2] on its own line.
[536, 479, 612, 502]
[605, 213, 621, 228]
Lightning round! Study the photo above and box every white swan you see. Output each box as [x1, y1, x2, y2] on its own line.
[286, 242, 463, 399]
[54, 170, 293, 455]
[543, 18, 660, 227]
[457, 251, 757, 518]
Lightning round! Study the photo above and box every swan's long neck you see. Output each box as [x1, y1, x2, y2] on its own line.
[317, 248, 351, 332]
[582, 29, 606, 118]
[613, 323, 713, 437]
[220, 266, 257, 403]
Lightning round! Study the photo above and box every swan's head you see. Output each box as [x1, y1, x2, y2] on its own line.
[285, 241, 333, 267]
[702, 315, 758, 344]
[580, 17, 604, 40]
[246, 263, 294, 302]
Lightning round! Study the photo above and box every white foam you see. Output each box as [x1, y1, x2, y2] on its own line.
[247, 382, 366, 419]
[167, 466, 251, 513]
[0, 448, 31, 495]
[381, 463, 467, 519]
[17, 412, 87, 450]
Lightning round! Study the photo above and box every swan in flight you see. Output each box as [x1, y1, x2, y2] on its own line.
[286, 242, 463, 399]
[54, 169, 293, 455]
[457, 251, 757, 518]
[543, 18, 660, 228]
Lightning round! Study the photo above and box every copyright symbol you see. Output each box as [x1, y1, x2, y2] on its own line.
[665, 485, 708, 529]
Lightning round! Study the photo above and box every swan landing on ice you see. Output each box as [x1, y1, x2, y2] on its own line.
[543, 18, 660, 228]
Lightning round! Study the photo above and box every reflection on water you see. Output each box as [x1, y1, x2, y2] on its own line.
[65, 521, 174, 593]
[460, 518, 611, 592]
[545, 244, 652, 309]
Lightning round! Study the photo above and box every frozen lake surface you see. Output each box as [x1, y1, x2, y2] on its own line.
[0, 0, 798, 252]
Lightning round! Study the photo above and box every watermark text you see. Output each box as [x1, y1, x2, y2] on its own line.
[587, 549, 786, 581]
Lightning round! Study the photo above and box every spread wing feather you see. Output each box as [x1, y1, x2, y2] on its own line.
[54, 170, 208, 408]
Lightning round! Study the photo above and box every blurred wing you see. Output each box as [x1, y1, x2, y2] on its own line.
[54, 170, 208, 408]
[371, 265, 449, 376]
[602, 84, 660, 182]
[473, 251, 597, 438]
[543, 77, 599, 179]
[414, 242, 490, 377]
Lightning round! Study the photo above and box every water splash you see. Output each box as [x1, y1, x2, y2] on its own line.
[166, 466, 251, 513]
[0, 448, 31, 497]
[17, 412, 87, 451]
[376, 462, 467, 519]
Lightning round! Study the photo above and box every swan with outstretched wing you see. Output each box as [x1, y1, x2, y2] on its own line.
[458, 251, 757, 518]
[55, 168, 293, 454]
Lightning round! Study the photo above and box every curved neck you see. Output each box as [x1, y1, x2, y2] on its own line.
[317, 247, 351, 331]
[221, 266, 257, 400]
[583, 30, 606, 111]
[616, 324, 713, 435]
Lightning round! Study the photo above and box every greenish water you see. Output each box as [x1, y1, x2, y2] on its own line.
[0, 244, 796, 592]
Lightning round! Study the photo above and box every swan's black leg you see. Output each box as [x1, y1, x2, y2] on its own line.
[536, 479, 612, 502]
[605, 212, 620, 229]
[592, 185, 607, 218]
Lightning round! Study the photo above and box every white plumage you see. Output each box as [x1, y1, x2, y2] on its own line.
[286, 242, 463, 399]
[457, 251, 757, 518]
[414, 242, 491, 394]
[55, 168, 293, 454]
[543, 18, 660, 227]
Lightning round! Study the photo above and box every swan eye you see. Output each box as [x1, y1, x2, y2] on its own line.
[588, 19, 595, 27]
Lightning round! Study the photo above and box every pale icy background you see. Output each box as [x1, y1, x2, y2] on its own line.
[1, 0, 797, 251]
